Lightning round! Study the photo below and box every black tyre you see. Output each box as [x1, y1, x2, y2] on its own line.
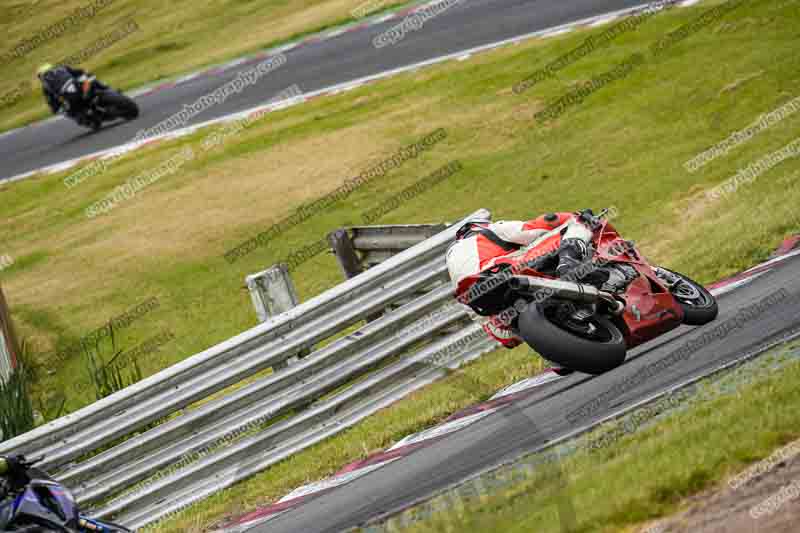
[98, 91, 139, 120]
[517, 303, 627, 375]
[655, 267, 718, 326]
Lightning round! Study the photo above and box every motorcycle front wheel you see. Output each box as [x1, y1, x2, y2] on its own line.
[655, 267, 718, 326]
[517, 302, 627, 375]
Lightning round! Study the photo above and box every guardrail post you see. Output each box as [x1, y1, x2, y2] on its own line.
[245, 264, 307, 370]
[0, 284, 20, 384]
[328, 228, 363, 279]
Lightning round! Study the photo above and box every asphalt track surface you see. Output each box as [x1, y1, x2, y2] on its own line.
[250, 254, 800, 532]
[0, 0, 650, 182]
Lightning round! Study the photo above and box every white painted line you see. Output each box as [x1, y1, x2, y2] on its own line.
[127, 88, 153, 98]
[457, 54, 471, 61]
[590, 15, 620, 27]
[330, 82, 364, 95]
[101, 143, 143, 159]
[174, 73, 201, 85]
[389, 408, 499, 451]
[541, 27, 574, 38]
[269, 95, 307, 110]
[45, 160, 84, 174]
[1, 171, 39, 185]
[490, 370, 563, 400]
[223, 58, 249, 69]
[709, 270, 770, 298]
[278, 457, 401, 502]
[742, 248, 800, 274]
[273, 43, 299, 54]
[326, 28, 348, 38]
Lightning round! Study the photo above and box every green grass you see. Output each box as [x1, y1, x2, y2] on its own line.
[397, 341, 800, 533]
[0, 342, 36, 440]
[1, 0, 799, 530]
[0, 0, 416, 132]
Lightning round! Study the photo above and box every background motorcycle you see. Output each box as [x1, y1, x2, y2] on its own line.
[58, 75, 139, 131]
[0, 456, 130, 532]
[466, 209, 718, 374]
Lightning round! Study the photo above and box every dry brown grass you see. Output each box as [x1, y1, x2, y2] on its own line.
[87, 131, 399, 259]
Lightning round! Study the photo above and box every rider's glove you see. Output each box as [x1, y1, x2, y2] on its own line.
[576, 208, 602, 230]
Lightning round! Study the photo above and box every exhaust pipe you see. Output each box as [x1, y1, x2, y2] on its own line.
[509, 275, 624, 314]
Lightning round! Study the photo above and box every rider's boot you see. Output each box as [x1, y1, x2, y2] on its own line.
[555, 238, 590, 278]
[555, 216, 595, 279]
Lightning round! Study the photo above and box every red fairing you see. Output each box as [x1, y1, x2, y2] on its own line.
[522, 212, 574, 232]
[482, 315, 523, 349]
[593, 221, 684, 347]
[451, 215, 686, 352]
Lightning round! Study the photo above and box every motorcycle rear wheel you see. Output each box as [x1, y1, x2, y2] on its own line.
[518, 302, 627, 375]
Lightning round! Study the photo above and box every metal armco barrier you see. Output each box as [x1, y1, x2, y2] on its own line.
[329, 224, 450, 278]
[0, 209, 495, 529]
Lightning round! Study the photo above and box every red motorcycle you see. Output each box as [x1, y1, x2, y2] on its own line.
[464, 209, 718, 374]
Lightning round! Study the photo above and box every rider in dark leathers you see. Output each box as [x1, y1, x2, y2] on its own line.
[37, 63, 107, 128]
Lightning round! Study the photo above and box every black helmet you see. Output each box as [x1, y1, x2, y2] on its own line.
[455, 218, 490, 240]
